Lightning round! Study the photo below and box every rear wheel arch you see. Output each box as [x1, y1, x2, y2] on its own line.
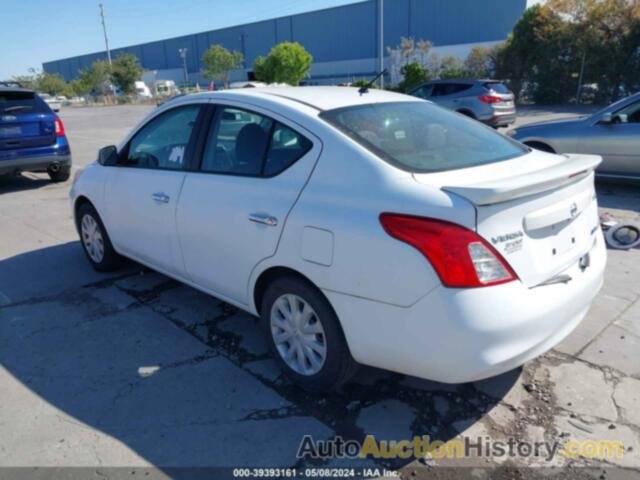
[253, 266, 321, 316]
[457, 109, 476, 119]
[523, 141, 556, 154]
[252, 267, 350, 343]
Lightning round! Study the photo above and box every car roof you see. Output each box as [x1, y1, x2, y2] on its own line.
[423, 79, 503, 85]
[180, 86, 417, 112]
[0, 86, 36, 94]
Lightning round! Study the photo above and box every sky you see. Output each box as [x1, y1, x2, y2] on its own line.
[0, 0, 546, 80]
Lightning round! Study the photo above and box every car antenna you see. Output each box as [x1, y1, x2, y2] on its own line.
[358, 69, 387, 95]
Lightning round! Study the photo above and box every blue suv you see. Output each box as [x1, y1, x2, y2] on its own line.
[0, 84, 71, 182]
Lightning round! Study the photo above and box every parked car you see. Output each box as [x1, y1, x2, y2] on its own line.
[409, 79, 516, 128]
[154, 80, 180, 98]
[70, 87, 605, 391]
[508, 92, 640, 181]
[38, 93, 62, 112]
[1, 86, 71, 181]
[135, 81, 153, 99]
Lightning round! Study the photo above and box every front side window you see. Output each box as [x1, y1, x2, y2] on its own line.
[124, 105, 201, 170]
[201, 106, 312, 176]
[320, 102, 526, 173]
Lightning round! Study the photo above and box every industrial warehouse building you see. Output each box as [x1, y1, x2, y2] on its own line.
[43, 0, 526, 87]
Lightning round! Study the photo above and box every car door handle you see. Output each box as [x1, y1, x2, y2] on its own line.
[151, 192, 170, 204]
[248, 213, 278, 226]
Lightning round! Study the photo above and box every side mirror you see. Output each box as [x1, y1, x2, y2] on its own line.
[600, 112, 613, 124]
[97, 145, 118, 166]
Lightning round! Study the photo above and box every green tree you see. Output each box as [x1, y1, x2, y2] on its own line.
[351, 79, 379, 89]
[464, 46, 492, 79]
[10, 74, 38, 90]
[253, 42, 313, 85]
[496, 1, 640, 104]
[77, 60, 112, 95]
[70, 78, 90, 96]
[37, 73, 71, 96]
[495, 5, 547, 100]
[201, 44, 244, 88]
[398, 62, 429, 92]
[439, 56, 467, 79]
[111, 53, 143, 95]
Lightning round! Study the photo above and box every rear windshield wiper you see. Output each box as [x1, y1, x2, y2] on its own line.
[3, 105, 33, 113]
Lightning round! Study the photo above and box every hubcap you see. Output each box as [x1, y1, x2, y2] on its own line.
[81, 214, 104, 263]
[270, 294, 327, 376]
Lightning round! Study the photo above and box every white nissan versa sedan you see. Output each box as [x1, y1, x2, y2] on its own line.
[70, 87, 606, 391]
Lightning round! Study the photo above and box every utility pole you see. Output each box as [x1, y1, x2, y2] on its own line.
[378, 0, 384, 89]
[179, 48, 189, 91]
[99, 3, 112, 66]
[575, 50, 586, 105]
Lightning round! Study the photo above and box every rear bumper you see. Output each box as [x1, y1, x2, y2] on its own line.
[0, 153, 71, 174]
[484, 112, 517, 127]
[325, 231, 606, 383]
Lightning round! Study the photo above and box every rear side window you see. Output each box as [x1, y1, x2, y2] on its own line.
[201, 106, 312, 177]
[264, 123, 312, 176]
[0, 91, 48, 114]
[483, 82, 511, 94]
[202, 107, 273, 175]
[320, 101, 526, 173]
[432, 84, 473, 97]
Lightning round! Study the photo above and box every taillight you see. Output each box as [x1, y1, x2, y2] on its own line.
[54, 116, 65, 137]
[478, 95, 503, 104]
[379, 213, 517, 288]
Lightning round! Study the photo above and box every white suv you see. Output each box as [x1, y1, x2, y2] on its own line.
[70, 87, 605, 391]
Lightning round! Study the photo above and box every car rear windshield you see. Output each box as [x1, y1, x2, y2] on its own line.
[320, 102, 526, 173]
[0, 91, 48, 114]
[483, 82, 511, 94]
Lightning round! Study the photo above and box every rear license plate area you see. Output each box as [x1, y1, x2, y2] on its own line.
[0, 126, 21, 137]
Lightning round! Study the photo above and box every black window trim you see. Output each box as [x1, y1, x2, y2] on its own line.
[193, 102, 314, 179]
[116, 103, 206, 172]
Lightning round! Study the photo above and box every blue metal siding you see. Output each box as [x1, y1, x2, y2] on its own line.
[43, 0, 526, 82]
[244, 20, 277, 64]
[292, 1, 376, 62]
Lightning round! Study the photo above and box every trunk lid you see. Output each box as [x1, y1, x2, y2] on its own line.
[0, 91, 56, 150]
[483, 81, 515, 111]
[413, 152, 602, 287]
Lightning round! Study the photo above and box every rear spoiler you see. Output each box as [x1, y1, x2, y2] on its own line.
[442, 154, 602, 206]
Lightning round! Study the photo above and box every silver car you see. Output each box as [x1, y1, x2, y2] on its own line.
[409, 79, 516, 128]
[509, 93, 640, 180]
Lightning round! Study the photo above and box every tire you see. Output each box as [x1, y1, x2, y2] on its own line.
[261, 276, 358, 392]
[77, 203, 122, 271]
[48, 166, 71, 182]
